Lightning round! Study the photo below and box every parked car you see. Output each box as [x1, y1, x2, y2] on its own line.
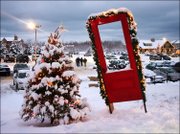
[119, 53, 129, 60]
[105, 55, 117, 60]
[146, 62, 163, 71]
[154, 67, 180, 82]
[149, 54, 162, 60]
[119, 55, 128, 60]
[162, 61, 175, 67]
[0, 64, 11, 76]
[13, 70, 30, 90]
[4, 55, 15, 62]
[16, 54, 29, 63]
[13, 63, 30, 74]
[150, 75, 166, 83]
[108, 60, 126, 70]
[173, 62, 180, 73]
[158, 54, 171, 60]
[143, 68, 156, 78]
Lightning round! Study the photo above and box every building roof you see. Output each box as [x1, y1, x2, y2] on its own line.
[171, 40, 180, 44]
[139, 39, 167, 49]
[0, 37, 22, 42]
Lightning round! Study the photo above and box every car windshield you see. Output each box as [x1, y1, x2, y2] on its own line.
[162, 68, 175, 73]
[15, 64, 28, 68]
[18, 73, 27, 78]
[0, 65, 8, 68]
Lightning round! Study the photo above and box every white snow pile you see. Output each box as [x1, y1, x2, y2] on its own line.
[0, 54, 179, 133]
[62, 70, 76, 77]
[1, 72, 179, 133]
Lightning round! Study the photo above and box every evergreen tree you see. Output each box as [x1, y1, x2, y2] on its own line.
[21, 25, 90, 125]
[9, 42, 21, 56]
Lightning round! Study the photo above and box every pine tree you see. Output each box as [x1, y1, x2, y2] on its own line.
[9, 42, 21, 56]
[21, 25, 90, 125]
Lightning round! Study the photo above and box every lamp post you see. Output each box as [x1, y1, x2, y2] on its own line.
[27, 22, 41, 54]
[34, 25, 41, 48]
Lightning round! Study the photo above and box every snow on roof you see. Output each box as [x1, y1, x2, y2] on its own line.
[0, 37, 22, 41]
[139, 39, 167, 49]
[1, 37, 13, 41]
[18, 70, 30, 73]
[88, 7, 133, 20]
[171, 40, 180, 44]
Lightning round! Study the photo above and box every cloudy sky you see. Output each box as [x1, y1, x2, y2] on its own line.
[1, 1, 179, 42]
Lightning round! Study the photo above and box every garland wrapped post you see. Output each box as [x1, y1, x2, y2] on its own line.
[86, 8, 147, 113]
[86, 22, 110, 106]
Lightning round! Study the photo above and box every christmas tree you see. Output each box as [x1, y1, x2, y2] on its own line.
[20, 25, 90, 125]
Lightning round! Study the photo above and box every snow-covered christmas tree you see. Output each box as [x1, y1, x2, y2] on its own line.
[20, 25, 90, 125]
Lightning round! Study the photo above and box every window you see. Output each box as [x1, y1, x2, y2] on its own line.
[98, 21, 131, 72]
[143, 43, 152, 46]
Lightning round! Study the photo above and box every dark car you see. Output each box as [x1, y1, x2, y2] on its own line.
[105, 55, 117, 60]
[108, 60, 126, 70]
[0, 64, 11, 76]
[16, 54, 29, 63]
[13, 63, 30, 74]
[119, 55, 128, 60]
[149, 54, 162, 60]
[162, 55, 171, 60]
[146, 62, 163, 71]
[173, 62, 180, 73]
[162, 61, 175, 67]
[157, 54, 171, 60]
[154, 67, 180, 82]
[119, 53, 129, 60]
[4, 55, 15, 63]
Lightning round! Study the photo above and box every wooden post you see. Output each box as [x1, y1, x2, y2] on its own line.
[108, 103, 114, 114]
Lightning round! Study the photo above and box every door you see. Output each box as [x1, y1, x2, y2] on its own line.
[87, 12, 146, 113]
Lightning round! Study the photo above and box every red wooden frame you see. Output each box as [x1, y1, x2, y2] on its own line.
[89, 13, 144, 111]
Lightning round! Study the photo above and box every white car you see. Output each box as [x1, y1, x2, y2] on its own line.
[143, 68, 156, 78]
[150, 75, 166, 83]
[13, 70, 30, 90]
[143, 69, 165, 83]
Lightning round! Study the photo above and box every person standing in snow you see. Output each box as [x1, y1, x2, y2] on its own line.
[80, 57, 83, 66]
[83, 58, 87, 67]
[76, 57, 80, 67]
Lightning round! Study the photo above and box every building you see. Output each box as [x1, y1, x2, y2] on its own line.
[171, 40, 180, 55]
[139, 38, 175, 55]
[0, 35, 26, 57]
[1, 35, 24, 48]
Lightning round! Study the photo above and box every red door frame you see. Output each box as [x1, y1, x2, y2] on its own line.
[89, 13, 146, 113]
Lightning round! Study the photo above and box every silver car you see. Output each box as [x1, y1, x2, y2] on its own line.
[154, 67, 180, 82]
[13, 70, 30, 90]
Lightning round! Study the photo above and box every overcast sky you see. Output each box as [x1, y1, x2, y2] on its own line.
[1, 1, 179, 42]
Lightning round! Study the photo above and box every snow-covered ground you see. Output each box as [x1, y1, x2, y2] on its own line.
[1, 54, 179, 133]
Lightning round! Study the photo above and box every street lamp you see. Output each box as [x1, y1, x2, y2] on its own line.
[27, 22, 41, 54]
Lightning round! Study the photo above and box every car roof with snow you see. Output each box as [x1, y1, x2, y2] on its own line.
[17, 70, 30, 73]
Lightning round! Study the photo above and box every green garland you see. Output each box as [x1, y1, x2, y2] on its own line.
[86, 24, 110, 105]
[86, 9, 146, 106]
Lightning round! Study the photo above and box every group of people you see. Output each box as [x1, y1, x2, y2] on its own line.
[75, 57, 87, 67]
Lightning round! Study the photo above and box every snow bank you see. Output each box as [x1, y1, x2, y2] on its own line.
[1, 54, 179, 133]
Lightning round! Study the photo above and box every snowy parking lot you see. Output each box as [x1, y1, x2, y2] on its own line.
[0, 54, 179, 133]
